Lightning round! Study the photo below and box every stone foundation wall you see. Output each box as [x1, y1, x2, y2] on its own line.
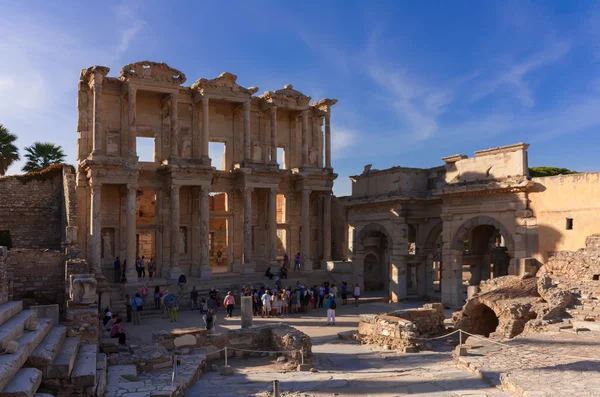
[153, 323, 312, 363]
[537, 235, 600, 280]
[66, 301, 99, 344]
[387, 303, 446, 336]
[0, 246, 8, 296]
[358, 314, 419, 349]
[7, 249, 65, 307]
[0, 164, 70, 249]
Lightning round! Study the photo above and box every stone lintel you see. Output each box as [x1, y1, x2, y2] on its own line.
[474, 142, 530, 158]
[310, 98, 338, 112]
[441, 154, 468, 164]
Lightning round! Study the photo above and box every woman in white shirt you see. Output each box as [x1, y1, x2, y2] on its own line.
[353, 284, 361, 307]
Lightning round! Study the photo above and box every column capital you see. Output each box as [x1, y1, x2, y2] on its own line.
[269, 187, 278, 194]
[170, 184, 181, 194]
[243, 186, 254, 193]
[301, 187, 312, 193]
[243, 99, 251, 110]
[126, 183, 137, 192]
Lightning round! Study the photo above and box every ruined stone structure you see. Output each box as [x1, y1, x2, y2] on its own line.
[340, 143, 600, 307]
[75, 61, 337, 282]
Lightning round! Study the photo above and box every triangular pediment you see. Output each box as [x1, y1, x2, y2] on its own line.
[191, 72, 258, 98]
[260, 84, 311, 109]
[119, 61, 186, 85]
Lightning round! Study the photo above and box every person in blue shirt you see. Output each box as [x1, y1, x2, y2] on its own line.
[326, 292, 336, 326]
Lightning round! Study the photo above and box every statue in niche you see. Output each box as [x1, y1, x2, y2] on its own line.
[180, 227, 187, 254]
[181, 135, 192, 158]
[102, 232, 113, 259]
[309, 147, 318, 166]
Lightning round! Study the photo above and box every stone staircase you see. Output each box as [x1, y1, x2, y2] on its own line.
[565, 284, 600, 322]
[0, 293, 102, 397]
[107, 269, 332, 318]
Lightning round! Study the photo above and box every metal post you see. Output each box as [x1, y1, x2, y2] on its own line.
[301, 348, 304, 365]
[459, 329, 462, 346]
[225, 347, 228, 366]
[273, 380, 281, 397]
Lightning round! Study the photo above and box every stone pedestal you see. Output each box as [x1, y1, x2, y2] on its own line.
[69, 274, 98, 305]
[199, 265, 213, 279]
[241, 296, 253, 329]
[301, 259, 313, 272]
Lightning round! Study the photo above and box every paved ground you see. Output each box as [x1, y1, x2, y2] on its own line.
[124, 300, 512, 396]
[457, 329, 600, 396]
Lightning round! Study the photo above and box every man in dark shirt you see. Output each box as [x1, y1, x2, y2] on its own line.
[113, 257, 121, 284]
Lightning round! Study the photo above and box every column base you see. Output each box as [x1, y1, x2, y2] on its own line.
[301, 259, 313, 272]
[168, 266, 183, 280]
[125, 269, 138, 284]
[233, 263, 256, 274]
[199, 265, 213, 279]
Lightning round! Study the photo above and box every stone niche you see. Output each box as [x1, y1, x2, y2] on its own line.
[358, 303, 446, 350]
[152, 323, 312, 364]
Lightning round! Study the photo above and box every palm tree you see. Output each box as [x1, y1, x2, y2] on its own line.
[22, 142, 66, 173]
[0, 123, 20, 176]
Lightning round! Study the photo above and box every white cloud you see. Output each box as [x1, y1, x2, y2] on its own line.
[331, 126, 360, 160]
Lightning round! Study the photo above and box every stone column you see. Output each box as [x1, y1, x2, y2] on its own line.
[128, 85, 137, 156]
[91, 77, 104, 155]
[125, 184, 138, 283]
[241, 295, 253, 328]
[169, 185, 182, 279]
[243, 100, 251, 161]
[199, 185, 212, 278]
[268, 188, 278, 264]
[389, 254, 407, 302]
[442, 249, 464, 308]
[301, 110, 309, 166]
[89, 182, 102, 274]
[201, 97, 210, 164]
[170, 92, 179, 159]
[243, 187, 253, 265]
[325, 112, 331, 168]
[323, 192, 332, 261]
[301, 188, 312, 270]
[270, 106, 278, 164]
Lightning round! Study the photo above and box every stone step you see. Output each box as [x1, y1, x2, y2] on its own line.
[0, 302, 24, 328]
[86, 353, 107, 397]
[107, 365, 137, 384]
[0, 320, 51, 391]
[70, 344, 97, 388]
[27, 326, 67, 373]
[0, 368, 42, 397]
[46, 336, 81, 379]
[0, 311, 36, 350]
[15, 319, 52, 357]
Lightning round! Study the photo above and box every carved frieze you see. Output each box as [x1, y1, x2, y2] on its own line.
[191, 72, 258, 100]
[119, 61, 186, 85]
[260, 84, 311, 110]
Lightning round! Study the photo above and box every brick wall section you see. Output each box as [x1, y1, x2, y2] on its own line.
[538, 234, 600, 280]
[61, 166, 78, 246]
[0, 165, 70, 249]
[0, 246, 7, 296]
[7, 249, 65, 307]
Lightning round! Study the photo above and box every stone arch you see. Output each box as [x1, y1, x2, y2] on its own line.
[356, 223, 393, 251]
[450, 216, 515, 252]
[424, 222, 443, 250]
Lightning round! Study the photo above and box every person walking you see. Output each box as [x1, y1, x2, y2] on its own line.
[163, 293, 180, 323]
[125, 294, 132, 323]
[283, 253, 289, 270]
[190, 286, 199, 311]
[135, 257, 142, 278]
[178, 274, 187, 297]
[293, 252, 301, 272]
[341, 282, 348, 305]
[203, 309, 216, 334]
[224, 291, 235, 318]
[148, 258, 156, 279]
[154, 286, 161, 310]
[140, 256, 146, 278]
[113, 257, 121, 284]
[354, 283, 361, 306]
[326, 292, 336, 326]
[132, 293, 143, 325]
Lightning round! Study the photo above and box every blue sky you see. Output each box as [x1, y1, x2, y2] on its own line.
[2, 1, 600, 196]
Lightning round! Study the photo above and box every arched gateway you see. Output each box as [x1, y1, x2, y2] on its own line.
[355, 223, 393, 293]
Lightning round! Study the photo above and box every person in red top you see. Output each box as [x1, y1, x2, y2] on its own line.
[223, 291, 236, 318]
[110, 318, 126, 345]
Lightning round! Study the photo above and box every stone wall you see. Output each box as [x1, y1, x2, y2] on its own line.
[6, 249, 65, 307]
[358, 304, 446, 350]
[537, 235, 600, 280]
[0, 246, 8, 297]
[153, 323, 312, 364]
[0, 164, 71, 249]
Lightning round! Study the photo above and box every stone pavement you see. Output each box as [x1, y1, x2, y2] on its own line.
[456, 330, 600, 396]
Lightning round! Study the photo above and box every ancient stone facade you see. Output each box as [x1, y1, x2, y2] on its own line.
[340, 143, 600, 307]
[76, 61, 338, 281]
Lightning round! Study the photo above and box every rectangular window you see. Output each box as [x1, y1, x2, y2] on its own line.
[566, 218, 574, 230]
[136, 137, 156, 162]
[277, 147, 285, 169]
[209, 141, 226, 170]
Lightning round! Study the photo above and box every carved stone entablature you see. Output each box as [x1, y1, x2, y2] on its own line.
[260, 84, 311, 110]
[119, 61, 186, 85]
[435, 177, 533, 199]
[81, 158, 140, 185]
[344, 195, 440, 209]
[191, 72, 258, 100]
[157, 164, 213, 186]
[294, 174, 336, 192]
[80, 65, 110, 86]
[310, 98, 338, 112]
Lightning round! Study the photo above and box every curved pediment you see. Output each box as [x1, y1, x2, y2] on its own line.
[118, 61, 186, 85]
[260, 84, 311, 109]
[311, 98, 338, 111]
[191, 72, 258, 98]
[80, 65, 110, 83]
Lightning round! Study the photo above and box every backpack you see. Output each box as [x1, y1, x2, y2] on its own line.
[330, 299, 336, 310]
[134, 297, 143, 311]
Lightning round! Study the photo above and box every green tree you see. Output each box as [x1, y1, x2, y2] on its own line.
[0, 123, 20, 176]
[529, 167, 577, 177]
[22, 142, 66, 173]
